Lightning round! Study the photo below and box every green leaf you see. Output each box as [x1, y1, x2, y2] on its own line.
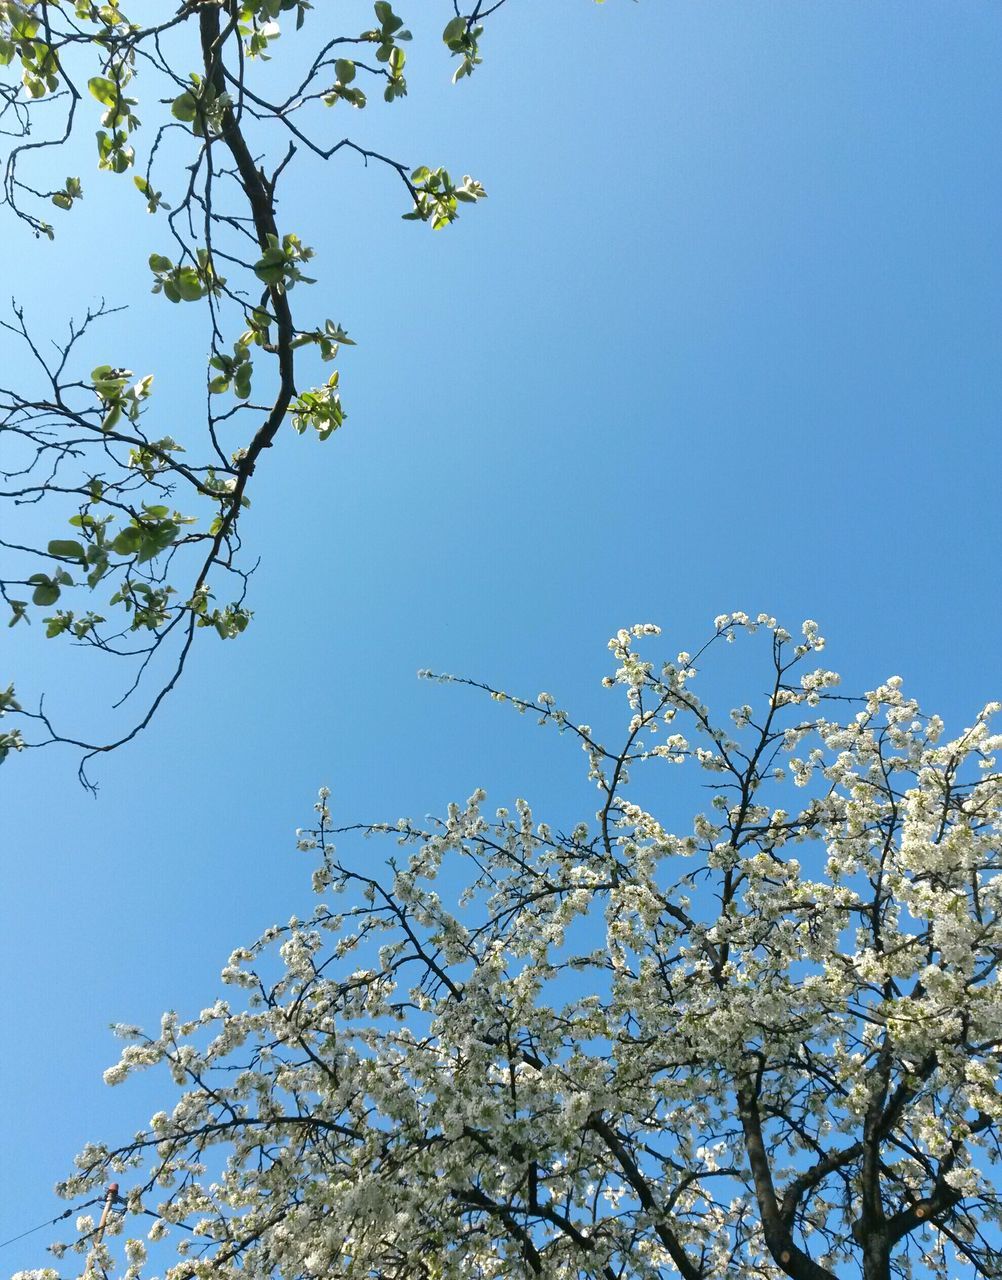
[47, 540, 86, 561]
[442, 16, 466, 48]
[112, 526, 143, 556]
[233, 364, 253, 400]
[88, 75, 118, 106]
[136, 522, 180, 564]
[87, 556, 109, 589]
[171, 91, 198, 123]
[176, 267, 204, 301]
[102, 403, 122, 432]
[135, 177, 168, 213]
[0, 682, 21, 711]
[254, 260, 285, 286]
[45, 612, 74, 639]
[334, 58, 355, 84]
[28, 575, 60, 607]
[375, 1, 402, 30]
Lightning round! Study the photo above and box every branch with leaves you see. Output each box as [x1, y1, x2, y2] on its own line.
[0, 0, 501, 785]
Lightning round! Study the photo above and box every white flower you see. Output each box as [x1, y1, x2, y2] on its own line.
[45, 613, 1002, 1280]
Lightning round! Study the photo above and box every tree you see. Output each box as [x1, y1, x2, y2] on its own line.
[21, 614, 1002, 1280]
[0, 0, 514, 785]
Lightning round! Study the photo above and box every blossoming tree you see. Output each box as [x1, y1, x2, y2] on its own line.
[24, 615, 1002, 1279]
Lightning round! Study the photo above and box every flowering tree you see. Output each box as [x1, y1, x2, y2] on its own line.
[0, 0, 534, 783]
[25, 615, 1002, 1279]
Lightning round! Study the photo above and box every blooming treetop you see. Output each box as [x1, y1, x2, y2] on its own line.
[17, 614, 1002, 1280]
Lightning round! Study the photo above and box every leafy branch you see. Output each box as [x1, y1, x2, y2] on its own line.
[0, 0, 506, 786]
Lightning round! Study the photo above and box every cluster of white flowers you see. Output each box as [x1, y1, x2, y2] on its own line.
[30, 617, 1002, 1280]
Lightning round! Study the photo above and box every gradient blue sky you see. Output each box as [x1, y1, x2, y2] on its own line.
[2, 1, 1001, 1270]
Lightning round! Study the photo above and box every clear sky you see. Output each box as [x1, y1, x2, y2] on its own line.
[2, 0, 1001, 1271]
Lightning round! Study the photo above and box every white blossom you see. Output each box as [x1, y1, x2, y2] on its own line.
[32, 618, 1002, 1280]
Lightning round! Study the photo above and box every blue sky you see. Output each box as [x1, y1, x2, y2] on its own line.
[2, 0, 1001, 1270]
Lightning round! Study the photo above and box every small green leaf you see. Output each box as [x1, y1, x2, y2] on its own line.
[176, 267, 204, 301]
[136, 522, 180, 564]
[233, 364, 253, 400]
[87, 556, 109, 589]
[171, 91, 198, 123]
[442, 16, 466, 48]
[47, 540, 86, 561]
[375, 1, 402, 30]
[88, 76, 118, 106]
[29, 575, 60, 607]
[112, 527, 143, 556]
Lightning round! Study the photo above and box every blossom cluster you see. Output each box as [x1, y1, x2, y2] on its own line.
[26, 616, 1002, 1280]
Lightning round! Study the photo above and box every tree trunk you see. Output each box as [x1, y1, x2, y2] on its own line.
[860, 1226, 891, 1280]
